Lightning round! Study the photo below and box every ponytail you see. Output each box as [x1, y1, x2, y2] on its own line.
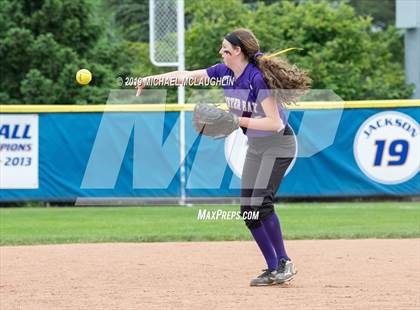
[254, 48, 311, 104]
[228, 28, 311, 104]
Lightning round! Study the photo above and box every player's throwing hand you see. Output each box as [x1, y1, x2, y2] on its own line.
[135, 80, 145, 97]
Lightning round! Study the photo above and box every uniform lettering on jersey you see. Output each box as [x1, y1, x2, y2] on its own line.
[225, 96, 258, 113]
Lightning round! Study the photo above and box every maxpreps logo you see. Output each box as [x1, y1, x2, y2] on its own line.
[353, 111, 419, 184]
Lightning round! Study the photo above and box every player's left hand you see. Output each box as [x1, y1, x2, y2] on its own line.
[193, 103, 240, 139]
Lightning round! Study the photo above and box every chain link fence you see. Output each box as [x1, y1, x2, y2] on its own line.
[150, 0, 178, 65]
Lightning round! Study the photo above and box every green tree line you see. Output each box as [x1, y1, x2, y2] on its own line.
[0, 0, 414, 104]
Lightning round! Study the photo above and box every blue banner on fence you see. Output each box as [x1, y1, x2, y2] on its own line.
[1, 107, 419, 201]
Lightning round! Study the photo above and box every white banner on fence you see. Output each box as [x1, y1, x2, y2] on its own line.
[0, 114, 39, 189]
[354, 111, 420, 184]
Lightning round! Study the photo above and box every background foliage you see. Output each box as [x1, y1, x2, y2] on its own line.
[0, 0, 414, 104]
[0, 0, 130, 104]
[186, 0, 412, 100]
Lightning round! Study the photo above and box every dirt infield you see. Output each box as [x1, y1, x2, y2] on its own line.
[1, 239, 419, 310]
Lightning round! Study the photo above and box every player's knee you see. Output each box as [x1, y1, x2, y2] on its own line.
[243, 217, 262, 230]
[240, 205, 262, 230]
[240, 203, 274, 230]
[259, 202, 274, 220]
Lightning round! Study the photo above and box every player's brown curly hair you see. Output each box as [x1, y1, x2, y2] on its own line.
[229, 28, 311, 104]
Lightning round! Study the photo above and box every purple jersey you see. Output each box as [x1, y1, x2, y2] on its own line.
[206, 62, 286, 137]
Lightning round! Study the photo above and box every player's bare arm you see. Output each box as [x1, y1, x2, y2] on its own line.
[238, 96, 284, 132]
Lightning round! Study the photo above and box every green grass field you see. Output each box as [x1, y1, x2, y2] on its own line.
[0, 202, 419, 246]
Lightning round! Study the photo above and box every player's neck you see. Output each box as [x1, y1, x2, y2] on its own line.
[231, 60, 249, 79]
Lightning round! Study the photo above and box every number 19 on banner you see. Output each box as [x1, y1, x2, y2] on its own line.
[354, 112, 419, 184]
[374, 139, 409, 166]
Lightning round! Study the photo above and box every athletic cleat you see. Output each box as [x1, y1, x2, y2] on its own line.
[274, 258, 297, 284]
[250, 269, 278, 286]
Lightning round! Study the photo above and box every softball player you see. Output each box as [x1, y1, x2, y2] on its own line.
[137, 28, 310, 286]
